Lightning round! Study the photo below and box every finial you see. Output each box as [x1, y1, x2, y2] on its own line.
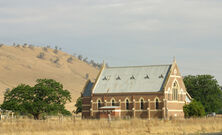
[102, 60, 106, 68]
[173, 56, 176, 63]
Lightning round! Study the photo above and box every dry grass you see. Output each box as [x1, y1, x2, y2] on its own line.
[0, 117, 222, 135]
[0, 45, 99, 111]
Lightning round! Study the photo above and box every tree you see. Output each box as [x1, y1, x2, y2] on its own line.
[78, 55, 83, 61]
[183, 100, 205, 118]
[184, 75, 222, 114]
[67, 56, 73, 63]
[74, 97, 82, 114]
[37, 52, 45, 59]
[53, 46, 58, 54]
[1, 79, 71, 119]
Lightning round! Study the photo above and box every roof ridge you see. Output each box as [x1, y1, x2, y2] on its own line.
[107, 64, 172, 69]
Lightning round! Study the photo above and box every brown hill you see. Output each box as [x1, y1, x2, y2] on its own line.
[0, 45, 99, 111]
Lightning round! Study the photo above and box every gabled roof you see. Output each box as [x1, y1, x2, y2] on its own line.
[92, 64, 172, 94]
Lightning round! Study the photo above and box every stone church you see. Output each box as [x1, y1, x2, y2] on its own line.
[81, 60, 191, 119]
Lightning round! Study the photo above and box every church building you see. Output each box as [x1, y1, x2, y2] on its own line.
[81, 60, 191, 119]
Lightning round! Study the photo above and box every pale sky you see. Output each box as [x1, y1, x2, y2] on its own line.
[0, 0, 222, 85]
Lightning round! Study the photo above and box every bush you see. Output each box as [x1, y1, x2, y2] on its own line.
[183, 100, 205, 118]
[74, 97, 82, 114]
[67, 56, 73, 63]
[42, 47, 48, 52]
[0, 44, 4, 47]
[28, 45, 34, 50]
[78, 55, 83, 61]
[83, 57, 88, 63]
[37, 52, 45, 59]
[54, 57, 59, 64]
[53, 46, 58, 54]
[23, 43, 28, 48]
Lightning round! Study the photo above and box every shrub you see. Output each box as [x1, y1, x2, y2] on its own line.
[53, 57, 59, 64]
[67, 56, 73, 63]
[37, 52, 45, 59]
[23, 43, 28, 48]
[78, 55, 83, 61]
[28, 45, 34, 50]
[42, 47, 48, 52]
[183, 100, 205, 118]
[83, 57, 88, 63]
[0, 44, 4, 47]
[74, 97, 82, 114]
[53, 46, 58, 54]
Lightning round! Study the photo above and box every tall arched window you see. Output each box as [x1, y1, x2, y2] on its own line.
[126, 99, 129, 110]
[155, 98, 159, 109]
[112, 99, 115, 106]
[98, 99, 101, 108]
[172, 81, 179, 100]
[140, 99, 144, 110]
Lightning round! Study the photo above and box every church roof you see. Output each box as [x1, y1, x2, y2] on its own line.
[92, 64, 172, 94]
[82, 80, 94, 97]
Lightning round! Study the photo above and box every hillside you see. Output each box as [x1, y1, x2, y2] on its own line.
[0, 45, 99, 111]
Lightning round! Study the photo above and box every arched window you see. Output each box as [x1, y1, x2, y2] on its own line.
[97, 99, 101, 108]
[126, 99, 129, 110]
[112, 99, 115, 106]
[172, 81, 179, 100]
[140, 99, 144, 110]
[155, 98, 159, 109]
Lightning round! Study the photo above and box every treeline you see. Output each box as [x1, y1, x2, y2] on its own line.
[0, 43, 108, 69]
[183, 75, 222, 118]
[75, 54, 109, 69]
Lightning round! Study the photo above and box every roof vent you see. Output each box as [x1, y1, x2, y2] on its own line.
[144, 75, 149, 79]
[103, 76, 107, 80]
[159, 74, 164, 78]
[130, 75, 135, 80]
[116, 76, 121, 80]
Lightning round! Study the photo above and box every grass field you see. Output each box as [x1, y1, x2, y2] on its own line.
[0, 117, 222, 135]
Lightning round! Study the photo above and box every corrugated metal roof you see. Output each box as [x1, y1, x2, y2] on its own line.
[93, 64, 171, 94]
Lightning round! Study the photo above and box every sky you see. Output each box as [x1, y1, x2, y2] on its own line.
[0, 0, 222, 85]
